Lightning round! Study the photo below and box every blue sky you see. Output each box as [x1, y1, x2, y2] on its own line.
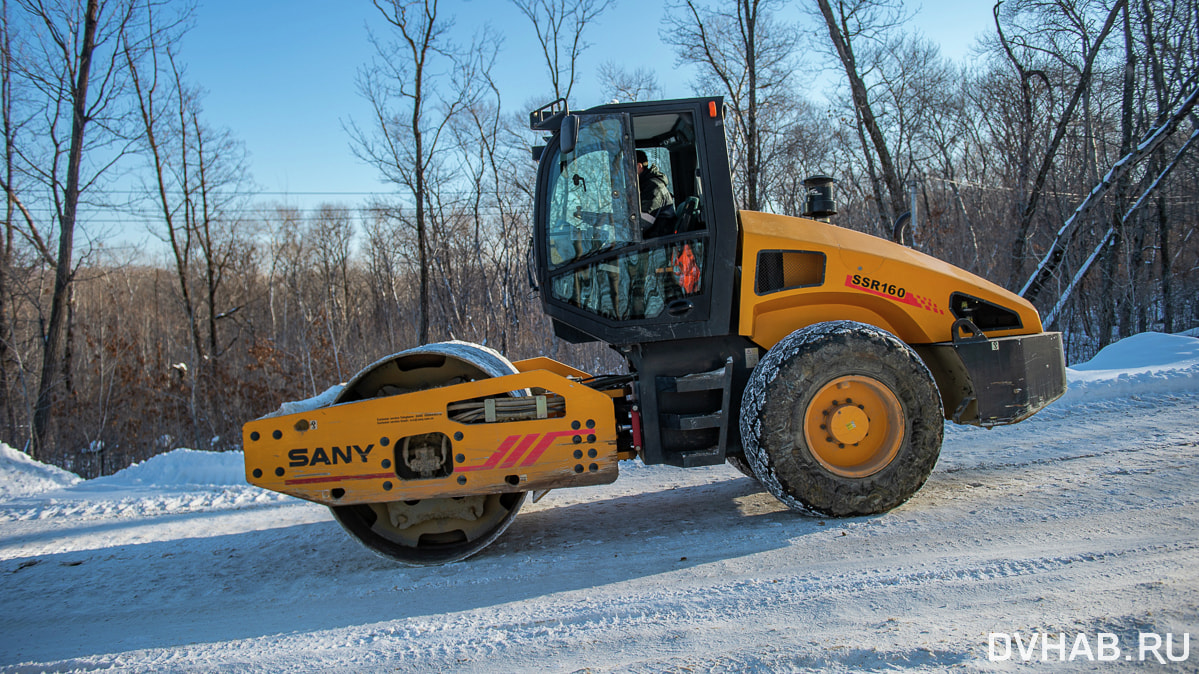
[175, 0, 996, 220]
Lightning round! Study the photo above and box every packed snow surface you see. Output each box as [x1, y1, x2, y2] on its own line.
[2, 332, 1198, 672]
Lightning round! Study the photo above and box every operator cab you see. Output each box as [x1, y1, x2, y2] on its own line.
[531, 98, 748, 468]
[531, 98, 739, 347]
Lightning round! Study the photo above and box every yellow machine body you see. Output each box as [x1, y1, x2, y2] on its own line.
[737, 211, 1044, 348]
[735, 211, 1062, 427]
[242, 362, 622, 507]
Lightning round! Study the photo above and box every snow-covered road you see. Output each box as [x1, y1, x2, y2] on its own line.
[2, 333, 1198, 672]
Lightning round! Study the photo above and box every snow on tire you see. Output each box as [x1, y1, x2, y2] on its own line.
[740, 321, 943, 517]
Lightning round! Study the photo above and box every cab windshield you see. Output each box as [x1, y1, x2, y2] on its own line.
[545, 115, 640, 270]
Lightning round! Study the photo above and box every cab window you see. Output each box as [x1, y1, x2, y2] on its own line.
[545, 115, 639, 270]
[550, 239, 705, 320]
[632, 113, 705, 239]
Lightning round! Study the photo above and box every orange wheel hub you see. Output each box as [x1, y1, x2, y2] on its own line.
[801, 375, 904, 478]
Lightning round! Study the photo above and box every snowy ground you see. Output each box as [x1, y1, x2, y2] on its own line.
[2, 332, 1198, 672]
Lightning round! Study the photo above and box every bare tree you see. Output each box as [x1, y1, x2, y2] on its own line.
[445, 29, 507, 345]
[921, 67, 983, 269]
[766, 100, 836, 216]
[127, 16, 253, 445]
[7, 0, 160, 458]
[597, 61, 662, 102]
[664, 0, 799, 211]
[306, 204, 355, 381]
[362, 204, 410, 354]
[510, 0, 612, 101]
[128, 42, 206, 443]
[815, 0, 911, 229]
[0, 0, 20, 442]
[349, 0, 484, 346]
[1139, 0, 1196, 333]
[992, 0, 1127, 289]
[190, 123, 252, 361]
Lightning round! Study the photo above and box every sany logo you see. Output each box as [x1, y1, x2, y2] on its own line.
[458, 431, 582, 472]
[288, 444, 373, 467]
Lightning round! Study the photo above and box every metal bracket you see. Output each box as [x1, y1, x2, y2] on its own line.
[529, 98, 569, 131]
[951, 317, 988, 344]
[951, 395, 977, 425]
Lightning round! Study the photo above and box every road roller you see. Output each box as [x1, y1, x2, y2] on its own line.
[243, 97, 1067, 564]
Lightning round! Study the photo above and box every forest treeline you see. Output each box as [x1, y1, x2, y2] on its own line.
[1, 0, 1196, 477]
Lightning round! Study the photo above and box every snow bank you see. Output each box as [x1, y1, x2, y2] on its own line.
[1071, 331, 1199, 372]
[87, 448, 245, 488]
[0, 443, 80, 499]
[1060, 332, 1199, 404]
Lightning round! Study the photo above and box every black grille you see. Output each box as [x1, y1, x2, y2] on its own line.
[755, 250, 826, 294]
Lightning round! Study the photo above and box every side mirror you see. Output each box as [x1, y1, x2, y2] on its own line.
[560, 114, 579, 155]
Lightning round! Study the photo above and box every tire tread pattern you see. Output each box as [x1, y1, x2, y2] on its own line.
[740, 321, 943, 517]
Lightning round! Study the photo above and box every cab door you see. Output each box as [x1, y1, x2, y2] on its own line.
[535, 104, 731, 346]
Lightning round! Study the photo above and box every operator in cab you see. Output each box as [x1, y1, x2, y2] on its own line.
[636, 150, 674, 236]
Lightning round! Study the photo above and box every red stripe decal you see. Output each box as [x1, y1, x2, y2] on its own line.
[521, 431, 578, 467]
[500, 434, 541, 469]
[458, 434, 521, 472]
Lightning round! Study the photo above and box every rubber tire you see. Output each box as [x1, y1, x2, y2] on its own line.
[740, 321, 943, 517]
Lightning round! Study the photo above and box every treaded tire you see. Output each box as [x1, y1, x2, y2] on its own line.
[740, 321, 943, 516]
